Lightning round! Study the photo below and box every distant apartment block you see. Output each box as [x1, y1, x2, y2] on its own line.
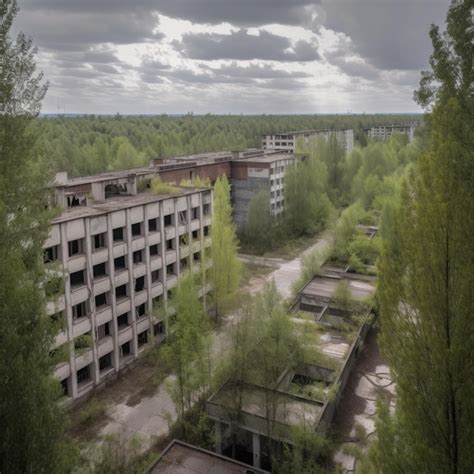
[45, 170, 212, 400]
[262, 129, 354, 154]
[231, 153, 295, 230]
[153, 149, 297, 231]
[367, 123, 418, 142]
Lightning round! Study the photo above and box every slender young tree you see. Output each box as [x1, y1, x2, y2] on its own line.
[210, 175, 242, 319]
[368, 2, 473, 472]
[0, 1, 71, 472]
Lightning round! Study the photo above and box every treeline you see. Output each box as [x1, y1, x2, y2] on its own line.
[241, 132, 425, 255]
[33, 113, 419, 177]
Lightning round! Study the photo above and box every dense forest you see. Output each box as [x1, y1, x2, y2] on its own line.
[33, 114, 420, 177]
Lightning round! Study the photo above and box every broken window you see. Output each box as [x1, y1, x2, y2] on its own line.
[68, 238, 84, 258]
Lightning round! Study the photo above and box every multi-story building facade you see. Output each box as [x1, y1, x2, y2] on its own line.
[231, 153, 295, 230]
[45, 170, 212, 400]
[262, 129, 354, 154]
[367, 123, 418, 142]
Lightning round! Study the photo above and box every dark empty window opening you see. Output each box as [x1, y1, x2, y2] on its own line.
[191, 207, 199, 220]
[105, 183, 128, 198]
[44, 245, 59, 264]
[117, 312, 129, 329]
[137, 331, 148, 347]
[93, 233, 106, 250]
[151, 269, 161, 283]
[192, 230, 199, 240]
[76, 365, 91, 385]
[131, 222, 142, 237]
[99, 352, 113, 372]
[67, 194, 86, 208]
[148, 218, 158, 232]
[154, 321, 164, 336]
[193, 252, 201, 263]
[115, 284, 128, 300]
[134, 276, 145, 292]
[150, 244, 160, 257]
[113, 227, 124, 242]
[166, 239, 175, 251]
[133, 250, 143, 265]
[68, 239, 84, 257]
[166, 263, 175, 276]
[180, 258, 188, 272]
[179, 235, 188, 247]
[164, 214, 173, 227]
[97, 322, 111, 340]
[114, 255, 127, 272]
[95, 292, 108, 309]
[178, 211, 187, 225]
[136, 303, 146, 319]
[203, 226, 210, 237]
[60, 378, 70, 397]
[72, 301, 87, 320]
[203, 204, 210, 216]
[93, 262, 107, 279]
[120, 341, 131, 357]
[153, 295, 163, 308]
[70, 270, 85, 288]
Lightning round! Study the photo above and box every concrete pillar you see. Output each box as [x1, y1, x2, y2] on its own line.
[215, 421, 223, 454]
[252, 432, 261, 469]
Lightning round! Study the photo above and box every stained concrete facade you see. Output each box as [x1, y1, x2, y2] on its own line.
[367, 123, 418, 142]
[262, 129, 354, 154]
[45, 172, 212, 400]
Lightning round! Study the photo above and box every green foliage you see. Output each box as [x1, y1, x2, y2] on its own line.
[374, 2, 474, 472]
[284, 157, 334, 237]
[49, 343, 70, 367]
[180, 176, 211, 188]
[31, 113, 420, 178]
[210, 175, 242, 318]
[74, 335, 92, 353]
[347, 234, 379, 265]
[161, 272, 213, 433]
[241, 189, 275, 254]
[149, 176, 179, 195]
[78, 400, 108, 426]
[292, 246, 330, 296]
[332, 281, 354, 312]
[0, 2, 72, 471]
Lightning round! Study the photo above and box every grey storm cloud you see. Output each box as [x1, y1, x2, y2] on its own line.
[318, 0, 449, 71]
[139, 60, 309, 90]
[174, 30, 320, 62]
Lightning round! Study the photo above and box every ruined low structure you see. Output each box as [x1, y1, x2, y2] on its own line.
[205, 267, 376, 469]
[149, 439, 268, 473]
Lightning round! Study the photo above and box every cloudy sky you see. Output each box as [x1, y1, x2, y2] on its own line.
[14, 0, 450, 114]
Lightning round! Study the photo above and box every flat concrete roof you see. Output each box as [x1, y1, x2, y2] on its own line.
[209, 380, 324, 428]
[149, 440, 268, 473]
[60, 167, 154, 188]
[52, 188, 206, 224]
[301, 275, 375, 302]
[240, 154, 295, 164]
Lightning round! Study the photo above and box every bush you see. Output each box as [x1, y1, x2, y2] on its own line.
[149, 177, 179, 195]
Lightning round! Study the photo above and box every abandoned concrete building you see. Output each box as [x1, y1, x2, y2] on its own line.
[205, 266, 376, 470]
[262, 129, 354, 155]
[45, 148, 298, 400]
[367, 123, 418, 142]
[45, 170, 212, 400]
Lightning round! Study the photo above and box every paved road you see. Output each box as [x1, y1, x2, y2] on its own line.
[98, 234, 331, 448]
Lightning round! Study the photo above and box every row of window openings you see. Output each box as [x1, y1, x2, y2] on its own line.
[44, 226, 210, 266]
[71, 250, 200, 291]
[62, 322, 164, 397]
[45, 224, 209, 264]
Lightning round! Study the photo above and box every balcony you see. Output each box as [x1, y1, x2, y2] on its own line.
[95, 306, 113, 326]
[74, 348, 93, 371]
[97, 337, 114, 357]
[91, 248, 108, 266]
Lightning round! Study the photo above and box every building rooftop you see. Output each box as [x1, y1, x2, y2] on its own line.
[301, 274, 375, 302]
[239, 153, 294, 164]
[52, 187, 205, 224]
[57, 167, 154, 188]
[149, 440, 268, 473]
